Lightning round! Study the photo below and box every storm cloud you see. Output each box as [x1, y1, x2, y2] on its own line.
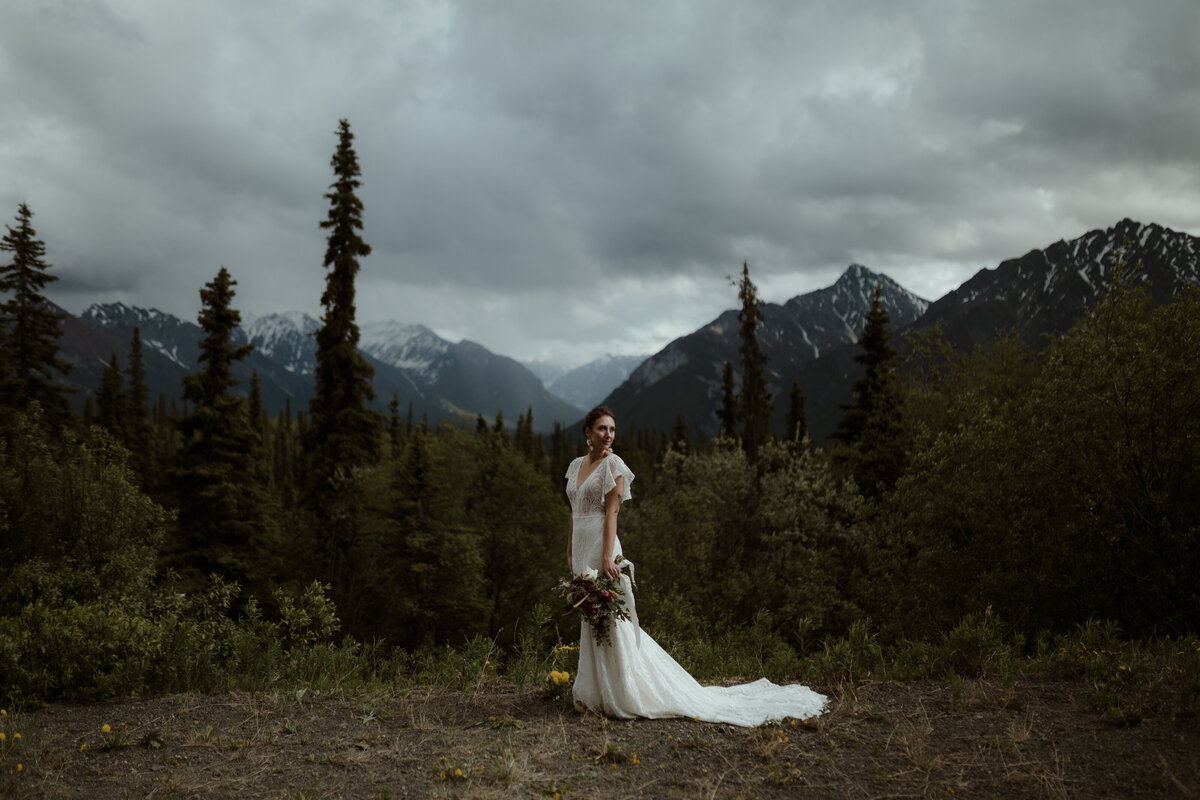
[2, 0, 1198, 364]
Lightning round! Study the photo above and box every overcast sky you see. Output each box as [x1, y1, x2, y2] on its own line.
[2, 1, 1198, 366]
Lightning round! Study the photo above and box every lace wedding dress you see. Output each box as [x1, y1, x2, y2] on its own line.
[565, 454, 827, 726]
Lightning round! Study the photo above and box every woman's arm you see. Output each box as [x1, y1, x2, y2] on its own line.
[601, 474, 626, 581]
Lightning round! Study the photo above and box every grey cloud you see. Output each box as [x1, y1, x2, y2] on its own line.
[1, 0, 1198, 366]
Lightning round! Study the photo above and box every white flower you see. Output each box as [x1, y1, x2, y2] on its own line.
[582, 568, 599, 580]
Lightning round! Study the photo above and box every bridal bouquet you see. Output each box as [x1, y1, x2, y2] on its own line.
[552, 557, 634, 646]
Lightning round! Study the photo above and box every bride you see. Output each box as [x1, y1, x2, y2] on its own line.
[564, 405, 827, 726]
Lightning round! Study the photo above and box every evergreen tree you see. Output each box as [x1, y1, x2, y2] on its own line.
[388, 391, 402, 452]
[0, 203, 74, 423]
[247, 369, 264, 434]
[736, 263, 773, 464]
[95, 350, 126, 437]
[125, 326, 152, 475]
[718, 361, 738, 439]
[835, 285, 906, 495]
[307, 119, 379, 604]
[514, 405, 538, 461]
[167, 267, 264, 592]
[786, 381, 808, 444]
[670, 413, 691, 453]
[475, 413, 488, 435]
[309, 119, 379, 480]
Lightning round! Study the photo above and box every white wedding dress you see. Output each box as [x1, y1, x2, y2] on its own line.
[565, 454, 827, 726]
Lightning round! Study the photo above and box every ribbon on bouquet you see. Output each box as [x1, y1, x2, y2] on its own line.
[615, 556, 641, 648]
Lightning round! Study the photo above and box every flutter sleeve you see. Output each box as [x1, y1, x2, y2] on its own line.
[601, 454, 635, 503]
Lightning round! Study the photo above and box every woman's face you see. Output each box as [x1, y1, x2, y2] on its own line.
[587, 415, 616, 451]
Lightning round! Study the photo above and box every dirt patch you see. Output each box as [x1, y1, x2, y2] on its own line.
[2, 679, 1196, 799]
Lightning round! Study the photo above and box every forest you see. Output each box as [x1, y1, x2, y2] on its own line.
[1, 120, 1198, 710]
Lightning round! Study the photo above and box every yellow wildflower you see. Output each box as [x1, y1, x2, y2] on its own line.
[101, 724, 111, 733]
[80, 744, 87, 751]
[454, 768, 463, 778]
[12, 733, 19, 740]
[0, 733, 5, 741]
[16, 764, 21, 772]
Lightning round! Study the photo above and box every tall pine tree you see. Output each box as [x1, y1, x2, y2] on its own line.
[0, 203, 74, 424]
[718, 360, 738, 439]
[166, 267, 265, 592]
[736, 263, 773, 464]
[308, 120, 379, 603]
[95, 351, 126, 438]
[786, 381, 808, 444]
[309, 119, 379, 479]
[125, 326, 152, 476]
[834, 285, 907, 496]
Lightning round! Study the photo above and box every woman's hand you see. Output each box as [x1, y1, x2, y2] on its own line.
[602, 554, 619, 582]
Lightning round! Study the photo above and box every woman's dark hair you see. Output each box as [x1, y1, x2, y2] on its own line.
[583, 405, 617, 435]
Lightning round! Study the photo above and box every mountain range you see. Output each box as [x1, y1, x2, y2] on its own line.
[62, 306, 581, 433]
[54, 219, 1199, 441]
[600, 218, 1200, 440]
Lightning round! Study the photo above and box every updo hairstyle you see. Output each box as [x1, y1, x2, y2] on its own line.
[582, 405, 617, 436]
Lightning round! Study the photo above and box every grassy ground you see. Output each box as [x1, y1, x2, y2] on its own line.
[1, 675, 1196, 799]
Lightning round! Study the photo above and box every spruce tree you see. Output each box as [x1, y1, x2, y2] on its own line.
[835, 285, 907, 495]
[670, 413, 691, 453]
[0, 203, 74, 423]
[309, 119, 379, 481]
[718, 361, 738, 439]
[388, 391, 402, 452]
[247, 369, 264, 434]
[307, 120, 380, 604]
[167, 267, 264, 592]
[95, 350, 127, 437]
[736, 263, 773, 464]
[786, 381, 808, 444]
[125, 326, 152, 475]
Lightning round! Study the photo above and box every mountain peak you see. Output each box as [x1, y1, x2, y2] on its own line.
[838, 263, 877, 283]
[82, 301, 179, 327]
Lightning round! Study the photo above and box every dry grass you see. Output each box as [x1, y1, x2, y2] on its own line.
[1, 678, 1197, 799]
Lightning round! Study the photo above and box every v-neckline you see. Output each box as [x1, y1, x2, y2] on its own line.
[575, 456, 604, 491]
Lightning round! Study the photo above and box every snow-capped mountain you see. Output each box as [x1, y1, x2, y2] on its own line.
[602, 219, 1199, 441]
[548, 354, 649, 412]
[913, 218, 1200, 350]
[59, 219, 1200, 440]
[66, 305, 581, 432]
[603, 264, 929, 437]
[242, 312, 321, 375]
[359, 321, 451, 378]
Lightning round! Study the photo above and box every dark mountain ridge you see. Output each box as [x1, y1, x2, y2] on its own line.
[602, 264, 929, 438]
[600, 219, 1200, 441]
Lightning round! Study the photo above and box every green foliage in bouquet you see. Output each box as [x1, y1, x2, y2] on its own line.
[553, 557, 635, 646]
